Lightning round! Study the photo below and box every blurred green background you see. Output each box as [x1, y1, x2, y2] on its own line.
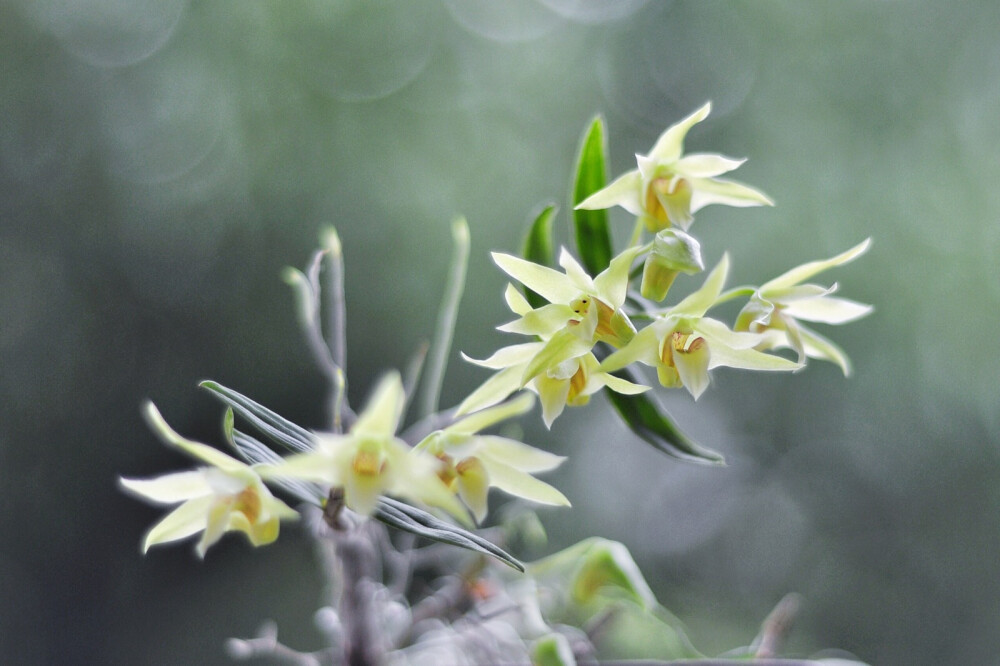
[3, 1, 999, 663]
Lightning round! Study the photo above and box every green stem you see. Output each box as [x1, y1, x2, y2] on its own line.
[419, 217, 470, 418]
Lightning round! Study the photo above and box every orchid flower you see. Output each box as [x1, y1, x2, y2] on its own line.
[264, 373, 467, 521]
[458, 337, 647, 427]
[120, 403, 298, 558]
[602, 255, 800, 399]
[735, 238, 873, 375]
[480, 245, 643, 391]
[415, 393, 569, 523]
[576, 102, 773, 232]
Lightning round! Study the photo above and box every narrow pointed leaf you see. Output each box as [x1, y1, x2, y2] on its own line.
[200, 381, 314, 453]
[595, 351, 724, 464]
[522, 203, 558, 309]
[605, 385, 724, 464]
[374, 497, 524, 571]
[572, 116, 613, 275]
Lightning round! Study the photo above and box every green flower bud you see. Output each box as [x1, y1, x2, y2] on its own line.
[640, 229, 704, 301]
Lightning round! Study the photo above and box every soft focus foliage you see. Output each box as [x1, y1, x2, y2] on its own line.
[4, 2, 1000, 664]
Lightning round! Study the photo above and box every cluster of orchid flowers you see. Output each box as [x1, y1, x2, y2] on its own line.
[121, 102, 870, 561]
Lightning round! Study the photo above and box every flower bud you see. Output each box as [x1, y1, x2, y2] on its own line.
[640, 229, 704, 301]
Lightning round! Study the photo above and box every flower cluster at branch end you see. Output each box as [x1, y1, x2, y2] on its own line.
[461, 102, 871, 425]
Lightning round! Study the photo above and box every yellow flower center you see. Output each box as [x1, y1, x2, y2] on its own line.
[645, 176, 692, 231]
[661, 330, 706, 367]
[456, 456, 484, 476]
[569, 296, 628, 344]
[233, 487, 262, 525]
[435, 453, 458, 488]
[567, 363, 589, 404]
[352, 449, 387, 477]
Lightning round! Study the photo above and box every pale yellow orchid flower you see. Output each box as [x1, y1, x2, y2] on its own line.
[602, 255, 800, 399]
[457, 346, 647, 427]
[576, 102, 772, 232]
[735, 239, 873, 375]
[415, 393, 569, 522]
[492, 245, 643, 352]
[120, 403, 299, 558]
[263, 372, 467, 521]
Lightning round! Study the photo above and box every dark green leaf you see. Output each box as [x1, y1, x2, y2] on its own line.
[603, 363, 725, 465]
[375, 497, 524, 572]
[200, 380, 314, 453]
[522, 203, 558, 308]
[572, 116, 613, 275]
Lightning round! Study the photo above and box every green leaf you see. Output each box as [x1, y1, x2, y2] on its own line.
[572, 116, 613, 275]
[374, 497, 524, 572]
[522, 203, 558, 308]
[200, 381, 314, 453]
[602, 364, 725, 465]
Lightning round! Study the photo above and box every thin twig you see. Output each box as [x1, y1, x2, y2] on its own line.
[334, 528, 382, 666]
[418, 217, 470, 419]
[323, 227, 347, 383]
[226, 621, 328, 666]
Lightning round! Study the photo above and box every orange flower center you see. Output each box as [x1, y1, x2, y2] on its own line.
[568, 364, 588, 402]
[661, 330, 706, 366]
[352, 450, 387, 477]
[569, 296, 619, 339]
[233, 487, 262, 524]
[645, 176, 692, 230]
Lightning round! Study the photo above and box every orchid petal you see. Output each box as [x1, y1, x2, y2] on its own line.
[521, 329, 592, 386]
[497, 304, 576, 336]
[673, 340, 711, 400]
[557, 248, 595, 292]
[671, 253, 730, 316]
[693, 317, 766, 350]
[344, 471, 384, 517]
[689, 177, 774, 213]
[456, 366, 525, 416]
[799, 324, 854, 376]
[264, 450, 339, 485]
[446, 393, 535, 436]
[504, 282, 533, 315]
[455, 458, 490, 523]
[593, 245, 644, 308]
[597, 371, 651, 396]
[478, 436, 565, 473]
[247, 516, 281, 547]
[492, 253, 579, 304]
[120, 472, 212, 504]
[760, 239, 871, 293]
[142, 496, 213, 553]
[352, 373, 405, 437]
[783, 297, 873, 324]
[575, 169, 643, 215]
[649, 102, 712, 162]
[533, 374, 572, 428]
[143, 402, 245, 473]
[600, 325, 661, 373]
[195, 501, 234, 557]
[462, 342, 545, 369]
[675, 153, 746, 178]
[707, 344, 800, 372]
[484, 459, 570, 507]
